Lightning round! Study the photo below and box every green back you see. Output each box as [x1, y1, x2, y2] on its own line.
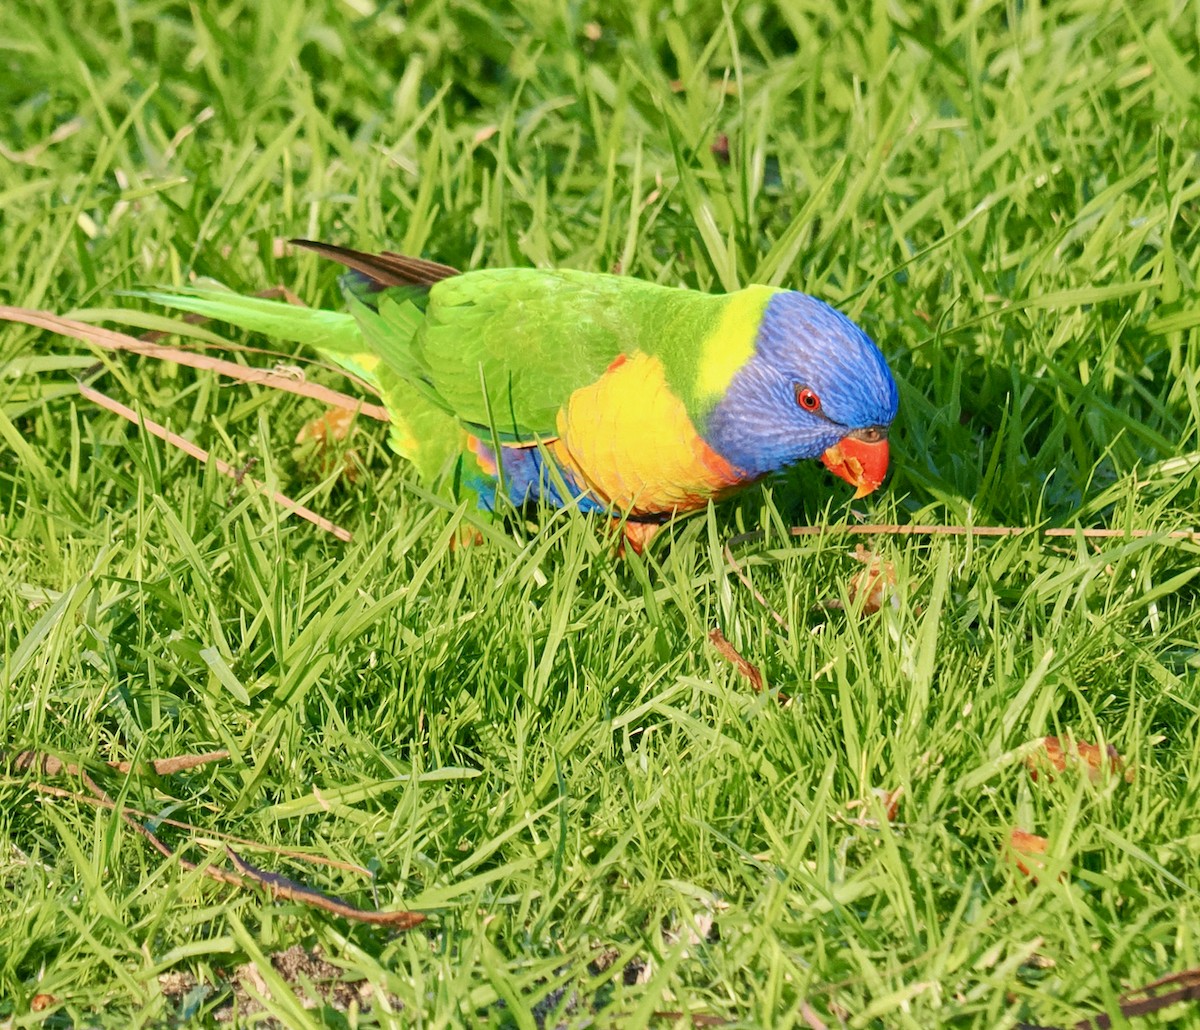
[413, 269, 731, 440]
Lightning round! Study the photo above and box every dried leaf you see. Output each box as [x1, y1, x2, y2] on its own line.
[295, 407, 364, 483]
[295, 406, 356, 445]
[844, 786, 904, 825]
[1007, 827, 1049, 878]
[847, 545, 897, 615]
[1028, 736, 1128, 783]
[449, 527, 486, 550]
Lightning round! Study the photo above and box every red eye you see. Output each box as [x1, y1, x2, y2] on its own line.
[796, 386, 821, 412]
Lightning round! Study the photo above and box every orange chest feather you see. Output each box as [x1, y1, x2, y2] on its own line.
[550, 352, 749, 515]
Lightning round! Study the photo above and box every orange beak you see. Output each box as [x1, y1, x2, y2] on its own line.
[821, 435, 889, 499]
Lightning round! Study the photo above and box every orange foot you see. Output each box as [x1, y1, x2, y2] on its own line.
[619, 520, 663, 555]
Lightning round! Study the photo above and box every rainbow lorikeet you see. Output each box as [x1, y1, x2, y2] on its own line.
[145, 242, 898, 548]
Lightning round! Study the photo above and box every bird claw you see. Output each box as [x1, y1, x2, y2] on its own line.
[618, 520, 662, 555]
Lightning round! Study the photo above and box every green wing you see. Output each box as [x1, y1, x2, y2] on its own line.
[344, 284, 462, 479]
[415, 269, 722, 440]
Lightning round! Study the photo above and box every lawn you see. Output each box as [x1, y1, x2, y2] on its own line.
[3, 0, 1200, 1026]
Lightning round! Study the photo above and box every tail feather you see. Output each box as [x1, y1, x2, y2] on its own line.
[137, 287, 362, 354]
[137, 268, 458, 472]
[138, 285, 399, 393]
[141, 245, 466, 484]
[291, 239, 458, 288]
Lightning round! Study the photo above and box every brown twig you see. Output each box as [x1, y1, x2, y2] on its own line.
[226, 849, 425, 928]
[78, 382, 352, 541]
[1017, 967, 1200, 1029]
[13, 748, 422, 925]
[7, 748, 229, 778]
[728, 524, 1200, 552]
[650, 1013, 729, 1027]
[14, 778, 370, 876]
[2, 302, 387, 541]
[0, 305, 388, 420]
[707, 628, 767, 695]
[776, 524, 1196, 543]
[720, 537, 796, 624]
[799, 1002, 830, 1030]
[722, 540, 791, 630]
[112, 750, 231, 775]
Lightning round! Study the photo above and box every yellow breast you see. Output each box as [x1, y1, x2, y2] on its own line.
[550, 352, 747, 516]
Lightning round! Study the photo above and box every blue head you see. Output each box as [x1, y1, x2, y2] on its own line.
[703, 291, 898, 490]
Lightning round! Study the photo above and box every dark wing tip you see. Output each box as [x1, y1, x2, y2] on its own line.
[290, 239, 459, 288]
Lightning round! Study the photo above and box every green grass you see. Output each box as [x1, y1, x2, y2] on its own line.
[3, 0, 1200, 1025]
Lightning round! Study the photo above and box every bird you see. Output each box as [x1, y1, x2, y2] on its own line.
[143, 241, 899, 550]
